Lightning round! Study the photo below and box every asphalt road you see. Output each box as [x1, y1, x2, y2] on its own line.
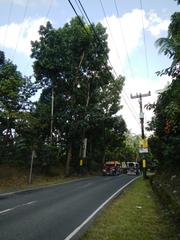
[0, 174, 137, 240]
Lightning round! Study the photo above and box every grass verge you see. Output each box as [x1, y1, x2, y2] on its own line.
[0, 165, 88, 193]
[80, 177, 179, 240]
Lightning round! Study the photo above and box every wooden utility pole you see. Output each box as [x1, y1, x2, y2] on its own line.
[50, 87, 54, 144]
[29, 149, 36, 184]
[130, 91, 151, 139]
[131, 91, 151, 178]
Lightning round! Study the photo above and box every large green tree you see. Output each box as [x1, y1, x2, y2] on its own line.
[31, 17, 125, 175]
[0, 53, 36, 163]
[148, 11, 180, 169]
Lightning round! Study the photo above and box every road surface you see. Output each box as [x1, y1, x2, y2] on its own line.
[0, 175, 137, 240]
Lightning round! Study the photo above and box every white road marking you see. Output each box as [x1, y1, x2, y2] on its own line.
[64, 177, 139, 240]
[0, 201, 37, 215]
[0, 208, 12, 214]
[22, 201, 37, 206]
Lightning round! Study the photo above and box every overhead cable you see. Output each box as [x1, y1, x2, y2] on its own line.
[12, 0, 30, 61]
[24, 0, 54, 75]
[139, 0, 149, 79]
[68, 0, 140, 126]
[99, 0, 140, 123]
[113, 0, 136, 80]
[3, 0, 14, 52]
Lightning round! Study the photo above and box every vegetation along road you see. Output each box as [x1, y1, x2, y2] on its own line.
[0, 175, 137, 240]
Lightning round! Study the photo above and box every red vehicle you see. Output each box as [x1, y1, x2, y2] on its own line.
[102, 161, 120, 176]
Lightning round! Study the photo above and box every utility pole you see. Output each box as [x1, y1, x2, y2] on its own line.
[131, 91, 151, 178]
[29, 149, 36, 184]
[50, 87, 54, 144]
[130, 91, 151, 139]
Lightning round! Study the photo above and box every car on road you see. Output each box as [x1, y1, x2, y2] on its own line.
[126, 162, 140, 175]
[102, 161, 120, 176]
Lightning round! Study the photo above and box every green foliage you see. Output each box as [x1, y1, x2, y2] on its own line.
[31, 17, 126, 174]
[174, 0, 180, 5]
[0, 51, 5, 65]
[149, 12, 180, 169]
[148, 77, 180, 168]
[36, 145, 59, 170]
[155, 12, 180, 77]
[0, 16, 128, 175]
[0, 53, 37, 165]
[81, 179, 177, 240]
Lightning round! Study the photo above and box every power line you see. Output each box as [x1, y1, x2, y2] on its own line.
[71, 0, 140, 125]
[99, 0, 121, 64]
[74, 0, 86, 19]
[68, 0, 89, 35]
[139, 0, 149, 79]
[131, 91, 151, 138]
[67, 0, 140, 126]
[112, 0, 140, 122]
[122, 93, 141, 127]
[99, 0, 140, 123]
[44, 0, 54, 18]
[113, 0, 136, 80]
[3, 0, 14, 52]
[76, 0, 120, 78]
[23, 0, 54, 75]
[12, 0, 30, 61]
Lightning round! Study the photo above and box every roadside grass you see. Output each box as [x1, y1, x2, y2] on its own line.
[0, 175, 80, 193]
[0, 165, 87, 193]
[80, 177, 178, 240]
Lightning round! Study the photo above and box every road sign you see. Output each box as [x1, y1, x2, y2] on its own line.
[139, 138, 148, 153]
[139, 148, 148, 153]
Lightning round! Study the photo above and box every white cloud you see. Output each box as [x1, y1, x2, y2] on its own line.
[121, 74, 172, 135]
[147, 11, 170, 37]
[101, 9, 171, 135]
[0, 9, 170, 136]
[101, 9, 169, 75]
[0, 17, 50, 55]
[148, 21, 169, 37]
[101, 9, 148, 75]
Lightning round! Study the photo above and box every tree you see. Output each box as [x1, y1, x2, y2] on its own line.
[0, 51, 5, 65]
[31, 17, 126, 175]
[0, 53, 36, 163]
[148, 11, 180, 169]
[155, 12, 180, 76]
[104, 116, 127, 161]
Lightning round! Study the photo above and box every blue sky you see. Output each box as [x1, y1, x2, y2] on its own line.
[0, 0, 179, 135]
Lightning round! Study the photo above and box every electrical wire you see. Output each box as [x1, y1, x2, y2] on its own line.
[68, 0, 89, 35]
[44, 0, 54, 19]
[113, 0, 135, 80]
[99, 0, 140, 124]
[3, 0, 14, 52]
[23, 0, 54, 75]
[74, 0, 86, 19]
[12, 0, 30, 61]
[68, 0, 140, 127]
[73, 0, 140, 125]
[139, 0, 149, 79]
[71, 0, 141, 130]
[99, 0, 121, 65]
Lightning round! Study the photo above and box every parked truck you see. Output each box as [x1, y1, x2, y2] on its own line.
[126, 162, 140, 175]
[102, 161, 120, 176]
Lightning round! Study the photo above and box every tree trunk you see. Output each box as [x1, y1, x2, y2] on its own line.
[89, 136, 93, 160]
[65, 143, 72, 176]
[102, 152, 106, 165]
